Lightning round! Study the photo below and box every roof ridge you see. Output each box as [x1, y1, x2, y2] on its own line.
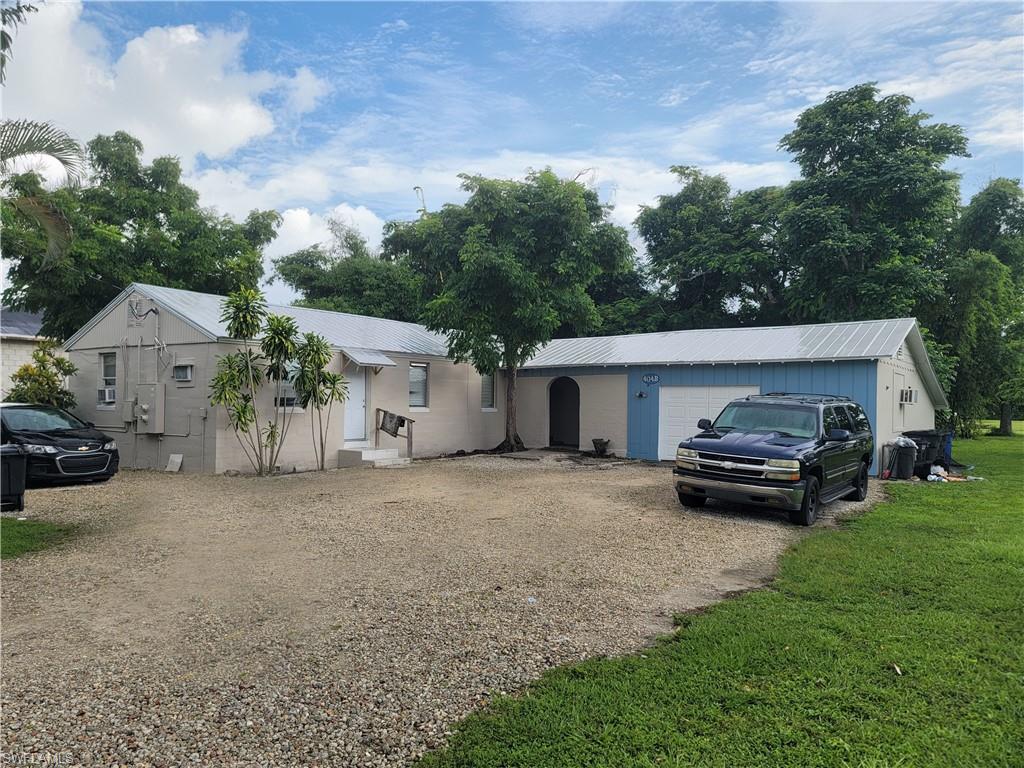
[545, 317, 916, 344]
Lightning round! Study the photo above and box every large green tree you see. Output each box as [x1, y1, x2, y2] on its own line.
[2, 131, 280, 339]
[635, 168, 793, 329]
[272, 220, 424, 322]
[384, 169, 633, 450]
[779, 83, 968, 322]
[928, 178, 1024, 435]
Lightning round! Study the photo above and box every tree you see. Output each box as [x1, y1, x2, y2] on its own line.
[930, 178, 1024, 436]
[209, 289, 299, 475]
[272, 222, 424, 322]
[0, 1, 36, 85]
[384, 169, 633, 451]
[4, 340, 77, 408]
[2, 131, 280, 339]
[635, 168, 793, 329]
[293, 332, 348, 470]
[779, 83, 968, 322]
[0, 119, 85, 265]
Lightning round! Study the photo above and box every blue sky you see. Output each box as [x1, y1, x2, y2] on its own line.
[5, 2, 1023, 302]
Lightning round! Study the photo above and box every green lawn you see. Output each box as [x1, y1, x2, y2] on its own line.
[0, 517, 73, 559]
[422, 434, 1024, 767]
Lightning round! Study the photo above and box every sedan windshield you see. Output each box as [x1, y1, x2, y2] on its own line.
[2, 406, 87, 432]
[713, 403, 818, 439]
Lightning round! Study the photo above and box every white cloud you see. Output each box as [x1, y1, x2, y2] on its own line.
[284, 66, 331, 114]
[3, 1, 319, 168]
[658, 81, 711, 108]
[972, 107, 1024, 152]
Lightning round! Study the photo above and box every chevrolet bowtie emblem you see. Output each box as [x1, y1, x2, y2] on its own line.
[78, 445, 91, 451]
[722, 461, 735, 469]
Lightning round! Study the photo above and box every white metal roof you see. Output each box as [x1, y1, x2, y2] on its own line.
[524, 318, 918, 368]
[65, 283, 450, 358]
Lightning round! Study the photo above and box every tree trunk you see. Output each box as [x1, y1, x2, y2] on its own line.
[996, 401, 1014, 436]
[494, 365, 526, 452]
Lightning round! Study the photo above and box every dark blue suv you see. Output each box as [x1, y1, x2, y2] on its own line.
[673, 393, 874, 526]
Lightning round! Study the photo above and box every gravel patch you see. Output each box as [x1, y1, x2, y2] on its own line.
[1, 458, 882, 766]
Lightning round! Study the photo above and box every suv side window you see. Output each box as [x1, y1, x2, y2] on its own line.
[833, 406, 855, 432]
[845, 404, 871, 434]
[823, 407, 841, 434]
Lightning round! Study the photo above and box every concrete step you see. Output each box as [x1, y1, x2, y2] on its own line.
[337, 448, 408, 468]
[359, 448, 399, 460]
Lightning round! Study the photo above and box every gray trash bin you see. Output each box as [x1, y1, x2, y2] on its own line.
[1, 444, 27, 512]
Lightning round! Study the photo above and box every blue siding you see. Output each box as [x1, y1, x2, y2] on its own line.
[519, 361, 879, 472]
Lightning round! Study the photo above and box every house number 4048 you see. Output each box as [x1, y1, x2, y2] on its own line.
[642, 374, 661, 385]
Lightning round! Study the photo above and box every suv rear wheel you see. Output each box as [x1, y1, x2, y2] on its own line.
[677, 491, 707, 508]
[844, 461, 869, 502]
[789, 476, 820, 526]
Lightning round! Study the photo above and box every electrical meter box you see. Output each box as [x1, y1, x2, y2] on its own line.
[135, 383, 166, 434]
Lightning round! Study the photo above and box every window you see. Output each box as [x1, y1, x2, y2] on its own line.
[846, 404, 871, 434]
[274, 363, 300, 409]
[713, 403, 817, 439]
[822, 407, 840, 434]
[480, 372, 495, 410]
[833, 406, 855, 432]
[172, 364, 194, 383]
[98, 352, 116, 406]
[409, 362, 429, 408]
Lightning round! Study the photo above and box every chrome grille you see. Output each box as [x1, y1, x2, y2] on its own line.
[56, 453, 111, 475]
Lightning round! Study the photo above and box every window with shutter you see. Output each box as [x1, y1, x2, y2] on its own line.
[409, 363, 429, 408]
[480, 372, 495, 410]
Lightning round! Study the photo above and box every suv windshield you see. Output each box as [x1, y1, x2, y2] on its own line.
[713, 403, 818, 439]
[2, 406, 87, 432]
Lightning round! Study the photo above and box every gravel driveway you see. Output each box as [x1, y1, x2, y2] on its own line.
[1, 455, 879, 766]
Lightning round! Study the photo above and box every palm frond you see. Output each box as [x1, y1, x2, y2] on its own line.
[9, 195, 72, 268]
[0, 119, 84, 185]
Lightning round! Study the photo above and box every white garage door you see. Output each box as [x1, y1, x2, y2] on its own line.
[658, 385, 761, 460]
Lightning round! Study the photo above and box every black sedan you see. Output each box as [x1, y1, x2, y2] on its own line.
[0, 404, 119, 486]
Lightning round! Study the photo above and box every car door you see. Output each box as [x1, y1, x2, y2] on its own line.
[844, 404, 873, 470]
[832, 406, 860, 482]
[821, 406, 850, 489]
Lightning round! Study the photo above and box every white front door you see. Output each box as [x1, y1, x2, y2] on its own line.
[344, 366, 367, 441]
[657, 385, 761, 460]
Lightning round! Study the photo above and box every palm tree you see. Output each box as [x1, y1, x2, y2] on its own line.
[0, 118, 85, 264]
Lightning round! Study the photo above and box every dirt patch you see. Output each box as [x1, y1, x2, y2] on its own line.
[1, 458, 880, 766]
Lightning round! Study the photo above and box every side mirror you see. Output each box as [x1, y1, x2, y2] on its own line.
[697, 418, 713, 431]
[826, 428, 851, 442]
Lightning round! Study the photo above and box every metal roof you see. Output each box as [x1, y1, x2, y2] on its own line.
[524, 318, 918, 368]
[0, 309, 44, 339]
[65, 283, 450, 358]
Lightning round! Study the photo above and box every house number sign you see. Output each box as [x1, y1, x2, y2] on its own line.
[641, 374, 661, 385]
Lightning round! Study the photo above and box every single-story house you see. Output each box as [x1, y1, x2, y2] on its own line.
[1, 309, 46, 398]
[62, 283, 946, 474]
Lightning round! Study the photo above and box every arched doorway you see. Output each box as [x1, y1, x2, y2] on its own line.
[549, 376, 580, 448]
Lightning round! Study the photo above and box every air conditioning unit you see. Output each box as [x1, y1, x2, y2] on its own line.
[97, 387, 116, 405]
[899, 388, 919, 405]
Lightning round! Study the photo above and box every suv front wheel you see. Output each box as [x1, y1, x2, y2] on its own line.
[789, 476, 820, 526]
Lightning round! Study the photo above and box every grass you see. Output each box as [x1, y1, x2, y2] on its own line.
[421, 433, 1024, 767]
[0, 517, 73, 559]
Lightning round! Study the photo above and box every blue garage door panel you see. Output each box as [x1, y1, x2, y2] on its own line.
[627, 361, 878, 468]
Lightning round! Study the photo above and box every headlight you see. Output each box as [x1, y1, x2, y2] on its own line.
[22, 444, 58, 454]
[102, 440, 117, 451]
[676, 447, 698, 458]
[766, 470, 802, 481]
[767, 458, 800, 469]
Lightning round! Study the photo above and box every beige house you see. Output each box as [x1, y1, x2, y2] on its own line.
[63, 285, 946, 476]
[63, 284, 506, 473]
[1, 309, 46, 398]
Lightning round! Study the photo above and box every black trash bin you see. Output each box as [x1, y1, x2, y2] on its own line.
[895, 443, 917, 480]
[1, 443, 27, 512]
